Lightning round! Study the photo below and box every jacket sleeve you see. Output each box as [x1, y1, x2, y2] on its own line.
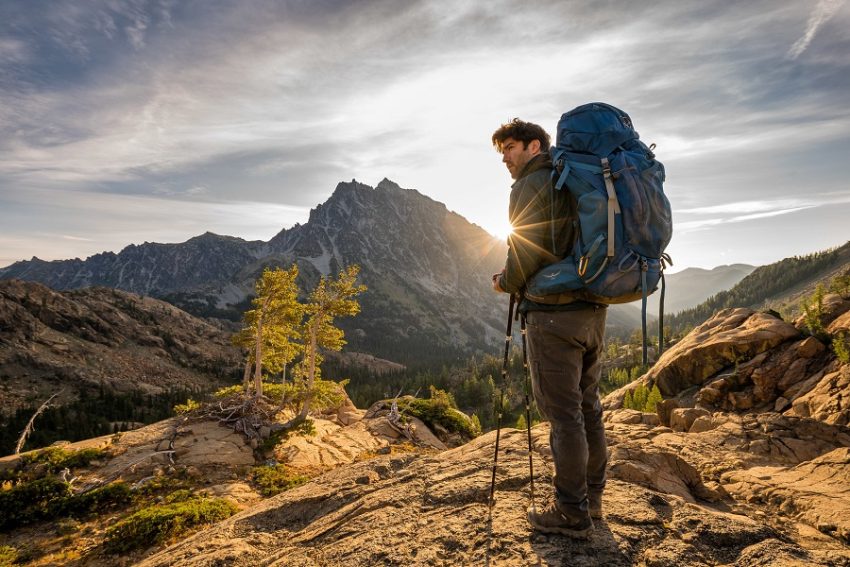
[499, 172, 558, 294]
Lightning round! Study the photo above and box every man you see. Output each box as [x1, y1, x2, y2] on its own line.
[491, 118, 607, 539]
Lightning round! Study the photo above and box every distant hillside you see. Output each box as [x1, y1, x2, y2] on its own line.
[0, 279, 242, 452]
[646, 264, 756, 316]
[667, 241, 850, 332]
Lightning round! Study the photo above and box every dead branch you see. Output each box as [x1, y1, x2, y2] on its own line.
[15, 391, 62, 454]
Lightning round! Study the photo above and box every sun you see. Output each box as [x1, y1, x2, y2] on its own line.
[490, 219, 514, 241]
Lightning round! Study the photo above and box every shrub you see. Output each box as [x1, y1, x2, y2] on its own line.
[173, 398, 202, 415]
[801, 284, 827, 339]
[251, 464, 309, 497]
[0, 477, 131, 532]
[103, 497, 238, 554]
[0, 476, 71, 530]
[0, 546, 16, 567]
[20, 446, 107, 475]
[833, 332, 850, 364]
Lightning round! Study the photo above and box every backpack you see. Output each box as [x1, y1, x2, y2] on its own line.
[523, 102, 673, 364]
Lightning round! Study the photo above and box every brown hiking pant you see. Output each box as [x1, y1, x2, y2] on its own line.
[525, 307, 607, 520]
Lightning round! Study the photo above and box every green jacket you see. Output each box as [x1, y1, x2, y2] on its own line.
[498, 152, 592, 312]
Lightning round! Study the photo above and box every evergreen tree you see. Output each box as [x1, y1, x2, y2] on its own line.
[233, 266, 303, 398]
[645, 385, 663, 413]
[290, 265, 366, 425]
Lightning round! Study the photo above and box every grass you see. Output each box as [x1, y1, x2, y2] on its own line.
[103, 496, 238, 554]
[251, 464, 309, 497]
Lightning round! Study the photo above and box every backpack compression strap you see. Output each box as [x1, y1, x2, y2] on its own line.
[600, 157, 621, 258]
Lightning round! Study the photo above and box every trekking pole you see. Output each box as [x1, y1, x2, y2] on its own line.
[488, 294, 515, 509]
[519, 314, 536, 513]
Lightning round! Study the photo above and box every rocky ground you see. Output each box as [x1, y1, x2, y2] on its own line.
[2, 292, 849, 566]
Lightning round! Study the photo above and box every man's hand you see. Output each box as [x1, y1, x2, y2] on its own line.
[491, 271, 505, 293]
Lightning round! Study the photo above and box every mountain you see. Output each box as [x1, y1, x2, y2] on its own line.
[0, 179, 509, 364]
[667, 242, 850, 332]
[0, 178, 649, 360]
[647, 263, 756, 316]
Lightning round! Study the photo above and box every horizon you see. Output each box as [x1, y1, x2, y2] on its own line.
[1, 1, 848, 272]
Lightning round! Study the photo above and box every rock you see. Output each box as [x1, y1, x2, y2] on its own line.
[777, 358, 812, 391]
[642, 309, 800, 398]
[609, 409, 645, 424]
[788, 366, 850, 425]
[722, 448, 850, 545]
[827, 309, 850, 335]
[171, 421, 256, 469]
[688, 414, 724, 434]
[279, 418, 388, 475]
[783, 370, 825, 401]
[136, 426, 833, 567]
[793, 336, 827, 359]
[608, 441, 718, 503]
[774, 397, 790, 412]
[202, 482, 261, 508]
[670, 408, 710, 432]
[656, 398, 680, 427]
[728, 390, 755, 410]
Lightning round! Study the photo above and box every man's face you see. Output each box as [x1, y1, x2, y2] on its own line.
[500, 137, 540, 180]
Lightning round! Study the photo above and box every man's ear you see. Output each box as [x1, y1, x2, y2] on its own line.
[528, 139, 541, 155]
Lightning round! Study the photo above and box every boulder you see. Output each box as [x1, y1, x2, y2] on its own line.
[788, 366, 850, 426]
[670, 408, 710, 432]
[642, 309, 800, 398]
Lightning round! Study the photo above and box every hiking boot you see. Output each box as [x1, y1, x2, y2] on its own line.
[589, 492, 603, 519]
[527, 504, 593, 539]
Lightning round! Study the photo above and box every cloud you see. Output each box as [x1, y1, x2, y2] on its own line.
[1, 0, 849, 271]
[787, 0, 846, 59]
[673, 193, 850, 233]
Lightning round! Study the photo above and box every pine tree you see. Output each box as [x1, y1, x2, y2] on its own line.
[289, 265, 366, 425]
[233, 266, 303, 398]
[645, 385, 663, 413]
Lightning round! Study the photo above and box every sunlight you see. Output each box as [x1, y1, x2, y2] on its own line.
[490, 218, 514, 241]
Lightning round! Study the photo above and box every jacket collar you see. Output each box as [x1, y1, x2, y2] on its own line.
[512, 151, 552, 187]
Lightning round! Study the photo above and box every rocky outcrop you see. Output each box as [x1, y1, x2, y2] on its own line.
[604, 299, 850, 428]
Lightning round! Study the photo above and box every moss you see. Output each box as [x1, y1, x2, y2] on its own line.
[251, 464, 309, 497]
[395, 387, 479, 440]
[103, 497, 238, 554]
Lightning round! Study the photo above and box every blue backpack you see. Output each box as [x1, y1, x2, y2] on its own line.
[524, 103, 673, 363]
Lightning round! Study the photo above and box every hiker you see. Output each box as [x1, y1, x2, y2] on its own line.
[491, 118, 606, 539]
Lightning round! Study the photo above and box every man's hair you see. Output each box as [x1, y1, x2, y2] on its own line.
[492, 118, 551, 152]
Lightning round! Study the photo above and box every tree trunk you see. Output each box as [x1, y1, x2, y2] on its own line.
[254, 314, 264, 398]
[296, 320, 318, 423]
[242, 354, 252, 391]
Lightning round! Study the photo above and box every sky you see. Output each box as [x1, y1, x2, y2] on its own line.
[1, 0, 848, 272]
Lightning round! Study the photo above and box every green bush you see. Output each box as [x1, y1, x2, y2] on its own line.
[833, 332, 850, 364]
[0, 476, 71, 530]
[20, 446, 107, 475]
[173, 398, 201, 414]
[801, 284, 827, 339]
[103, 497, 238, 554]
[251, 464, 309, 497]
[0, 477, 130, 532]
[0, 546, 17, 567]
[397, 387, 479, 439]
